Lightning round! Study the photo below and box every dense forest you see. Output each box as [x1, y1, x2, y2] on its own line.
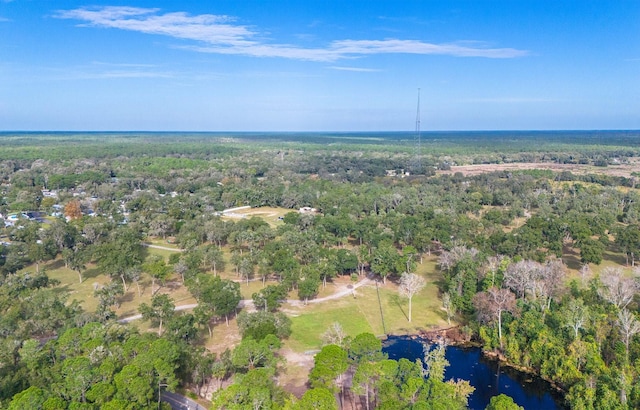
[1, 131, 640, 409]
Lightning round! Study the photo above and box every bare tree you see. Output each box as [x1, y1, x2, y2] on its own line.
[563, 298, 589, 340]
[442, 292, 456, 325]
[579, 264, 592, 287]
[321, 322, 347, 347]
[480, 255, 506, 289]
[539, 260, 566, 311]
[473, 287, 517, 350]
[399, 272, 426, 322]
[127, 266, 142, 297]
[617, 309, 640, 361]
[504, 260, 541, 299]
[438, 245, 479, 272]
[173, 259, 188, 285]
[599, 267, 638, 309]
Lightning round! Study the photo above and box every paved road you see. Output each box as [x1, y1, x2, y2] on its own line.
[161, 391, 207, 410]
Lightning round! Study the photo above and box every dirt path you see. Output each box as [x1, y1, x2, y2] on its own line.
[142, 243, 183, 252]
[286, 277, 373, 307]
[118, 277, 374, 323]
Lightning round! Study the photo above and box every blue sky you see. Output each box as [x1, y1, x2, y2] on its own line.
[1, 1, 638, 131]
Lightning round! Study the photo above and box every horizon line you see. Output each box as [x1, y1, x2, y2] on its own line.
[1, 129, 639, 134]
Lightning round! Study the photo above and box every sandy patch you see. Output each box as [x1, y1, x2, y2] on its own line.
[439, 161, 640, 178]
[278, 348, 315, 397]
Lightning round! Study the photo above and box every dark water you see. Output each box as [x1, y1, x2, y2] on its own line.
[382, 336, 563, 410]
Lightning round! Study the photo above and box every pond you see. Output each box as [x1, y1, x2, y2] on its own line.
[382, 335, 563, 410]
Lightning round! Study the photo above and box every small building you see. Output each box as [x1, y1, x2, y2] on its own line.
[41, 189, 58, 198]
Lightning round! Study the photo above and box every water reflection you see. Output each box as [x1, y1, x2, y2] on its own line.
[382, 335, 562, 410]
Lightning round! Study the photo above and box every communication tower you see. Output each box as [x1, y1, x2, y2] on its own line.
[412, 88, 422, 174]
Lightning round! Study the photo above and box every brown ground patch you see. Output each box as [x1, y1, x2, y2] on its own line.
[278, 349, 315, 398]
[439, 160, 640, 178]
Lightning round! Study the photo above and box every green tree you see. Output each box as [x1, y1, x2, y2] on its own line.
[294, 387, 338, 410]
[349, 333, 385, 363]
[485, 394, 524, 410]
[63, 244, 89, 284]
[237, 311, 292, 341]
[335, 248, 358, 275]
[133, 338, 181, 408]
[139, 294, 175, 336]
[94, 281, 124, 320]
[370, 241, 400, 284]
[60, 356, 96, 403]
[96, 227, 144, 291]
[578, 238, 605, 265]
[28, 241, 55, 274]
[352, 361, 380, 410]
[189, 274, 241, 334]
[252, 284, 287, 312]
[231, 336, 280, 371]
[309, 344, 349, 393]
[298, 269, 320, 305]
[9, 386, 48, 410]
[85, 381, 116, 406]
[114, 364, 154, 406]
[201, 244, 225, 276]
[143, 255, 171, 295]
[615, 224, 640, 266]
[213, 368, 288, 410]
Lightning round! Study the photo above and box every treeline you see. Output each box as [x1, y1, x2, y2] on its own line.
[1, 134, 640, 408]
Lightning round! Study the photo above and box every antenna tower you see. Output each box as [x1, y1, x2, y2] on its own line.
[413, 88, 422, 173]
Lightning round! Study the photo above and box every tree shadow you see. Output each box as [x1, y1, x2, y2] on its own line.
[389, 294, 408, 322]
[562, 252, 582, 270]
[602, 249, 628, 266]
[82, 267, 102, 280]
[119, 290, 135, 304]
[51, 283, 71, 297]
[434, 308, 451, 325]
[45, 259, 65, 270]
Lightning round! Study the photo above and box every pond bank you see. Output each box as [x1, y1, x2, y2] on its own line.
[382, 334, 565, 409]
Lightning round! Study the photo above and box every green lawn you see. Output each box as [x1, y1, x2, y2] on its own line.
[29, 240, 636, 355]
[143, 244, 182, 260]
[37, 255, 196, 320]
[285, 258, 448, 352]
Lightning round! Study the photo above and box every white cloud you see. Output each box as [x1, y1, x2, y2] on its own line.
[90, 70, 173, 79]
[329, 39, 527, 59]
[56, 6, 529, 62]
[90, 61, 159, 68]
[459, 97, 568, 103]
[329, 66, 382, 72]
[60, 62, 175, 80]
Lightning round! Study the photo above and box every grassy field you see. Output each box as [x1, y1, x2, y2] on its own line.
[221, 206, 291, 227]
[26, 231, 637, 358]
[285, 257, 447, 352]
